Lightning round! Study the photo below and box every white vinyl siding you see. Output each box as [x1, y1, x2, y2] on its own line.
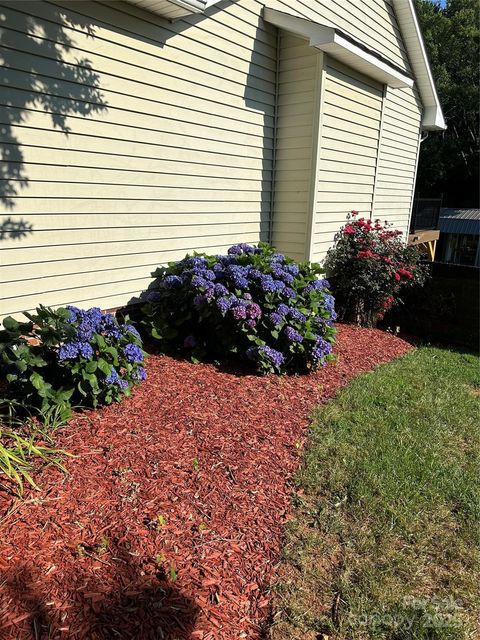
[0, 0, 422, 318]
[271, 33, 321, 261]
[373, 85, 423, 234]
[311, 59, 384, 261]
[0, 0, 276, 316]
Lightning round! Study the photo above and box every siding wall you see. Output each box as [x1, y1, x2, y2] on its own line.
[0, 0, 422, 318]
[373, 85, 422, 231]
[311, 60, 384, 261]
[271, 33, 321, 262]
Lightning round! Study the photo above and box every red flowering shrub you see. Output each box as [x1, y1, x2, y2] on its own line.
[324, 211, 428, 326]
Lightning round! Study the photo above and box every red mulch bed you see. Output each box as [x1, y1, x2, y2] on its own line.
[0, 325, 412, 640]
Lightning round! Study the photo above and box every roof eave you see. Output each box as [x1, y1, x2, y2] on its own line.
[392, 0, 446, 130]
[263, 8, 413, 89]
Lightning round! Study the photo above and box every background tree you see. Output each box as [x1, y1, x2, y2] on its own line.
[414, 0, 479, 207]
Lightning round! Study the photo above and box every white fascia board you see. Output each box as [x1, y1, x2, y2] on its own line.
[124, 0, 223, 19]
[392, 0, 446, 130]
[263, 8, 413, 89]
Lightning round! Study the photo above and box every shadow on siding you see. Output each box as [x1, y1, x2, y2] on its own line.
[0, 216, 33, 240]
[0, 5, 108, 207]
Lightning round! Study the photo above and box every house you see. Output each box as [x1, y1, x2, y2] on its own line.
[0, 0, 444, 319]
[437, 208, 480, 267]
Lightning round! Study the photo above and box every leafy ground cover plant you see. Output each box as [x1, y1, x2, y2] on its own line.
[324, 212, 428, 326]
[140, 243, 336, 374]
[0, 305, 146, 415]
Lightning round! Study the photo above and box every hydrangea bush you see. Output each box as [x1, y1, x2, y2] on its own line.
[324, 212, 428, 326]
[0, 305, 146, 414]
[140, 242, 336, 374]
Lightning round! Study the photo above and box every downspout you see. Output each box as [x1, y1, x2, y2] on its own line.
[268, 27, 281, 245]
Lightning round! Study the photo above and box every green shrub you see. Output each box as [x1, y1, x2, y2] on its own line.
[140, 242, 336, 374]
[324, 212, 428, 326]
[0, 305, 147, 414]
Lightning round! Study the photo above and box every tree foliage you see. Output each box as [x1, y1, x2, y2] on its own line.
[415, 0, 479, 206]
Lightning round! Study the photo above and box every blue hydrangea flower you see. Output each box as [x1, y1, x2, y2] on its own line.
[288, 308, 306, 322]
[269, 312, 283, 326]
[284, 263, 300, 276]
[276, 304, 289, 317]
[216, 296, 232, 314]
[132, 367, 147, 381]
[146, 290, 161, 302]
[284, 287, 296, 299]
[323, 294, 335, 313]
[285, 326, 303, 343]
[164, 275, 182, 289]
[105, 367, 119, 385]
[123, 324, 141, 339]
[101, 314, 123, 340]
[66, 305, 80, 323]
[78, 342, 94, 359]
[123, 343, 144, 363]
[259, 345, 285, 368]
[269, 253, 286, 263]
[117, 378, 129, 390]
[192, 275, 208, 288]
[214, 283, 228, 297]
[58, 342, 80, 360]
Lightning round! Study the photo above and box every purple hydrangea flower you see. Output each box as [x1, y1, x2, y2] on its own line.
[118, 378, 129, 390]
[183, 335, 197, 349]
[123, 343, 144, 363]
[232, 305, 248, 320]
[232, 304, 247, 320]
[247, 303, 262, 319]
[246, 318, 257, 329]
[285, 326, 303, 343]
[276, 304, 289, 317]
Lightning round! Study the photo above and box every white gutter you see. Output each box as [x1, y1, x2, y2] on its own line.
[263, 8, 413, 89]
[392, 0, 446, 130]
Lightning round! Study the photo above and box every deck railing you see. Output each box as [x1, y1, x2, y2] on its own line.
[410, 198, 442, 232]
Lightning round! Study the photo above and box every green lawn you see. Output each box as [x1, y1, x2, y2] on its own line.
[270, 346, 480, 640]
